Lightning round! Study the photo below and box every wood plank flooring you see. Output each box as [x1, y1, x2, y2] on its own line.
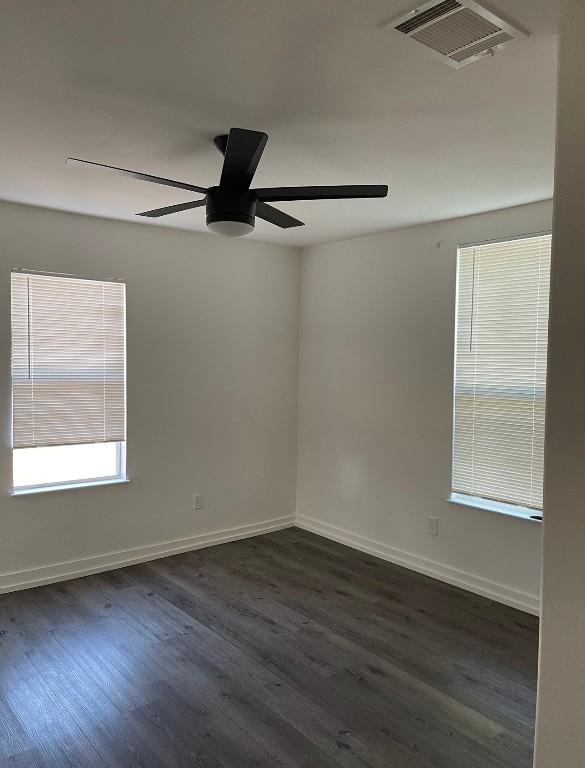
[0, 528, 539, 767]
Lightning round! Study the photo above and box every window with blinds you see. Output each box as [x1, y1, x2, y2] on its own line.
[451, 234, 551, 512]
[11, 271, 126, 492]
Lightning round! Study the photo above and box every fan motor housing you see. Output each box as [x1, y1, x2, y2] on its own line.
[205, 186, 257, 228]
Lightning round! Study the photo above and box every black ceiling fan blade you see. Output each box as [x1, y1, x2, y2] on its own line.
[66, 158, 207, 194]
[255, 184, 389, 202]
[219, 128, 268, 190]
[256, 202, 304, 229]
[136, 199, 206, 218]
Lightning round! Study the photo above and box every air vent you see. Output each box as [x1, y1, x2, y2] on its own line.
[395, 0, 462, 34]
[381, 0, 528, 68]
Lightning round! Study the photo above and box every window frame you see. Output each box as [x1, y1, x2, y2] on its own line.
[449, 231, 552, 520]
[11, 441, 127, 496]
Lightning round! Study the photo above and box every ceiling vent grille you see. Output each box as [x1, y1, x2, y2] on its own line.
[395, 0, 462, 34]
[381, 0, 528, 68]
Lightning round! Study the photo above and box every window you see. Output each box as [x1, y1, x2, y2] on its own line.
[451, 234, 551, 513]
[11, 271, 126, 493]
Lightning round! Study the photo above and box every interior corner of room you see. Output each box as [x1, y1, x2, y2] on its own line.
[0, 1, 583, 767]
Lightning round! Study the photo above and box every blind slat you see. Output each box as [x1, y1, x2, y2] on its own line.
[452, 234, 551, 510]
[11, 272, 126, 449]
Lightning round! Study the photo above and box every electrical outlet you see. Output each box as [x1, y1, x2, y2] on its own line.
[193, 493, 205, 511]
[427, 516, 439, 536]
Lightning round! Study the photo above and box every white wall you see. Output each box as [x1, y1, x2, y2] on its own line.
[0, 201, 300, 590]
[297, 200, 552, 614]
[534, 1, 585, 765]
[0, 196, 554, 614]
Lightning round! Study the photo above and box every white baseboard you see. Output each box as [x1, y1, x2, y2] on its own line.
[295, 515, 540, 616]
[0, 515, 295, 594]
[0, 512, 540, 615]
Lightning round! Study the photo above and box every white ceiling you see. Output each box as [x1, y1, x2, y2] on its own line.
[0, 0, 560, 246]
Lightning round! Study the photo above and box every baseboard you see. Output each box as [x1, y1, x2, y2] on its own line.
[0, 515, 295, 594]
[0, 512, 540, 614]
[295, 515, 540, 616]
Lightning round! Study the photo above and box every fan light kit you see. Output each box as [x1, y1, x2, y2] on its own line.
[67, 128, 389, 237]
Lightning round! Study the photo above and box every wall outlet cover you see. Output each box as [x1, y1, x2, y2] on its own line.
[193, 493, 205, 511]
[428, 516, 439, 536]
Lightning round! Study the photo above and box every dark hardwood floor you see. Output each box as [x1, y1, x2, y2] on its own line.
[0, 527, 538, 768]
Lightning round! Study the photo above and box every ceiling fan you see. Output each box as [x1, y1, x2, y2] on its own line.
[66, 128, 388, 237]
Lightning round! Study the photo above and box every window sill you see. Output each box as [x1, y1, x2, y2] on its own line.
[447, 493, 543, 523]
[12, 477, 130, 497]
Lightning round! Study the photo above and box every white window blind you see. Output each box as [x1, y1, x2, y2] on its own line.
[452, 234, 551, 510]
[11, 272, 126, 449]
